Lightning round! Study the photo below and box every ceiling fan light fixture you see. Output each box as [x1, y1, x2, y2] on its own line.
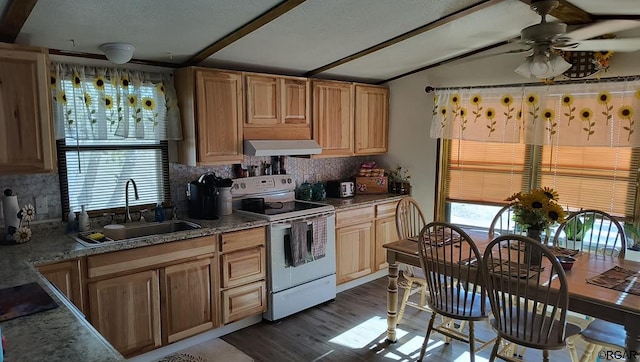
[99, 42, 135, 64]
[514, 57, 533, 78]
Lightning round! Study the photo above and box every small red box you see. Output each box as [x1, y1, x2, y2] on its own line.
[355, 177, 388, 194]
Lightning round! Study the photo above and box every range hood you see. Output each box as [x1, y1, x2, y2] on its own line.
[243, 140, 322, 156]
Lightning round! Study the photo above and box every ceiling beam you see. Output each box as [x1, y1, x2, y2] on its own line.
[378, 39, 515, 85]
[184, 0, 306, 66]
[0, 0, 38, 43]
[518, 0, 592, 24]
[49, 49, 179, 69]
[304, 0, 507, 77]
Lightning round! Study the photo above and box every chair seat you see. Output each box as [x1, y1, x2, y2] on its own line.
[430, 289, 489, 321]
[404, 265, 426, 279]
[581, 319, 626, 349]
[491, 308, 582, 350]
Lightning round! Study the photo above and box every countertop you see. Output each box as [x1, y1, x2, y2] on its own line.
[0, 193, 404, 361]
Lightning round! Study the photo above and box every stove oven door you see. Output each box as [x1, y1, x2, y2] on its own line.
[268, 213, 336, 293]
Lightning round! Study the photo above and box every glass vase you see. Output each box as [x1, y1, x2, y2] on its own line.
[525, 226, 544, 266]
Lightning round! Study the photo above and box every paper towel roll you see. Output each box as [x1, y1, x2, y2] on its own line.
[2, 195, 20, 232]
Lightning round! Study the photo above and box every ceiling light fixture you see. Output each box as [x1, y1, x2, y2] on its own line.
[99, 42, 135, 64]
[515, 44, 571, 79]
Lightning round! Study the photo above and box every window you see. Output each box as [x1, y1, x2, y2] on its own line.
[57, 139, 169, 216]
[432, 80, 640, 229]
[443, 141, 638, 227]
[51, 63, 181, 216]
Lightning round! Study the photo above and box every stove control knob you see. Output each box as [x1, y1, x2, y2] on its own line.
[287, 178, 292, 184]
[281, 179, 287, 184]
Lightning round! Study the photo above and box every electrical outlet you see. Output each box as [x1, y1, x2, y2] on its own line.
[35, 196, 48, 214]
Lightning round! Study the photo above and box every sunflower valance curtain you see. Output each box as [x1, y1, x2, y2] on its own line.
[50, 63, 182, 140]
[430, 79, 640, 147]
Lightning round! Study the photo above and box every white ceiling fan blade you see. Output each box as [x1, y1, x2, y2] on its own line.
[566, 20, 640, 41]
[558, 38, 640, 52]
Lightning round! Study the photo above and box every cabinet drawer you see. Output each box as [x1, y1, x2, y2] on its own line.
[336, 206, 374, 228]
[376, 200, 399, 219]
[220, 227, 266, 253]
[221, 280, 266, 324]
[220, 246, 266, 288]
[87, 236, 217, 279]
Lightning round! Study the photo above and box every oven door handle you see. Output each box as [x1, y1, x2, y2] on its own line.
[270, 211, 334, 226]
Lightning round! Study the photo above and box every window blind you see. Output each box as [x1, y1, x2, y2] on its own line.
[447, 139, 533, 205]
[540, 145, 639, 218]
[58, 140, 170, 216]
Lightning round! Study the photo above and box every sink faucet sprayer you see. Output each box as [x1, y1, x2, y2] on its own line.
[125, 178, 139, 223]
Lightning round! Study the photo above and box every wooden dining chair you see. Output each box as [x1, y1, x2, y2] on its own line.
[417, 222, 493, 362]
[488, 204, 518, 239]
[553, 209, 627, 333]
[481, 234, 580, 362]
[394, 197, 429, 324]
[553, 209, 626, 259]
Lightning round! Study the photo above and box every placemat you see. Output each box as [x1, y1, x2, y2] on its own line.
[0, 282, 58, 322]
[586, 266, 640, 296]
[408, 229, 461, 246]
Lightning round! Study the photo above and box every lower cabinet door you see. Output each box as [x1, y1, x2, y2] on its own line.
[221, 280, 266, 324]
[161, 258, 216, 344]
[336, 221, 374, 284]
[88, 270, 161, 357]
[375, 216, 398, 271]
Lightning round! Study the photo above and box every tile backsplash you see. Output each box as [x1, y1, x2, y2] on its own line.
[0, 155, 375, 223]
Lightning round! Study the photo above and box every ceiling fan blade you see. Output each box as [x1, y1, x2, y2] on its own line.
[558, 38, 640, 52]
[566, 20, 640, 41]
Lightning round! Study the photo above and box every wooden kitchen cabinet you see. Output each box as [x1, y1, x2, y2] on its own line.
[374, 200, 400, 271]
[354, 84, 389, 155]
[335, 206, 375, 284]
[312, 80, 354, 157]
[86, 236, 217, 356]
[38, 259, 85, 313]
[88, 270, 161, 357]
[312, 80, 389, 158]
[175, 67, 244, 166]
[335, 199, 401, 284]
[219, 226, 267, 324]
[244, 73, 311, 140]
[161, 257, 217, 344]
[0, 43, 55, 175]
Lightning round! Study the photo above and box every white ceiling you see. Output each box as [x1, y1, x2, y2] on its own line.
[3, 0, 640, 83]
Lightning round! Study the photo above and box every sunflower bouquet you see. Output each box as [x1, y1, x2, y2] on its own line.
[505, 187, 566, 230]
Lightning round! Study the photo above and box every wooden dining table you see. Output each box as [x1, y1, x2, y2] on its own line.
[383, 229, 640, 361]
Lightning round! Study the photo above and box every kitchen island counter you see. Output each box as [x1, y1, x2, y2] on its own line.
[0, 213, 268, 362]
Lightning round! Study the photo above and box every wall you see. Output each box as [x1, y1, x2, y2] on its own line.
[378, 47, 640, 222]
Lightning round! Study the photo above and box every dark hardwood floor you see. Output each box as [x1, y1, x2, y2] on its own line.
[222, 277, 590, 361]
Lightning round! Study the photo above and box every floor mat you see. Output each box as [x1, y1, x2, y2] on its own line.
[156, 338, 253, 362]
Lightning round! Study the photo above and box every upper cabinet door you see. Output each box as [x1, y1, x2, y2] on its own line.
[196, 70, 244, 163]
[354, 84, 389, 155]
[0, 45, 55, 175]
[175, 68, 244, 166]
[245, 74, 279, 126]
[312, 80, 354, 158]
[243, 73, 310, 140]
[282, 78, 310, 126]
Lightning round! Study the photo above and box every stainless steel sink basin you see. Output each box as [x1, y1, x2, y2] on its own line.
[73, 220, 201, 247]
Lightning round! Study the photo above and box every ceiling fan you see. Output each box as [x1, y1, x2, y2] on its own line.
[513, 0, 640, 79]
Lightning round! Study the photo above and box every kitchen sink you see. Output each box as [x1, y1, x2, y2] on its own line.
[73, 219, 202, 247]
